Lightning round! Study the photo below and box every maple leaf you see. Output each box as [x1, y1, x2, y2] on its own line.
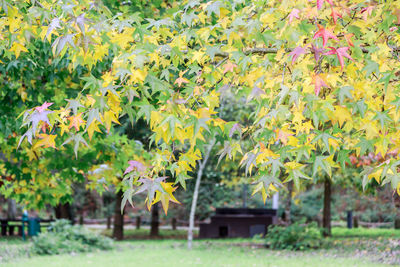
[288, 8, 300, 24]
[229, 123, 242, 138]
[310, 44, 325, 62]
[68, 113, 85, 131]
[29, 110, 53, 134]
[325, 47, 353, 70]
[311, 74, 329, 96]
[10, 42, 28, 59]
[222, 60, 237, 74]
[174, 70, 189, 87]
[289, 46, 307, 64]
[135, 177, 166, 210]
[103, 110, 120, 132]
[33, 134, 56, 149]
[361, 6, 374, 21]
[344, 33, 354, 47]
[35, 102, 53, 113]
[87, 121, 102, 140]
[153, 182, 180, 215]
[124, 160, 146, 175]
[275, 128, 293, 145]
[313, 24, 338, 47]
[316, 0, 333, 10]
[330, 7, 342, 24]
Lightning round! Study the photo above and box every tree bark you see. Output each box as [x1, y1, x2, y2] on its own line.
[393, 192, 400, 229]
[7, 199, 17, 219]
[323, 177, 332, 237]
[112, 190, 124, 240]
[284, 181, 293, 225]
[136, 216, 141, 230]
[150, 202, 159, 237]
[188, 138, 215, 250]
[107, 216, 111, 230]
[55, 202, 73, 222]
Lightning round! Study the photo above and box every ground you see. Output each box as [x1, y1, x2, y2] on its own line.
[1, 227, 399, 267]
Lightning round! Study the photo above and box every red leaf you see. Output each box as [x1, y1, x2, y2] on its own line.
[325, 46, 354, 70]
[330, 7, 342, 24]
[313, 24, 338, 47]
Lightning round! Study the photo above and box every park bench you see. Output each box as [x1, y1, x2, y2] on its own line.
[0, 218, 54, 238]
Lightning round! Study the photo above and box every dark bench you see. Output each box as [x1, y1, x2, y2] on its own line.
[0, 218, 54, 237]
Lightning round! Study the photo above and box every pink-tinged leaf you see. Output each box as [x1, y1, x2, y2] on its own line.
[35, 102, 53, 113]
[330, 7, 342, 24]
[317, 0, 333, 10]
[30, 110, 53, 134]
[289, 46, 307, 64]
[361, 6, 374, 21]
[124, 160, 146, 175]
[222, 60, 237, 74]
[247, 86, 266, 102]
[311, 74, 329, 96]
[325, 47, 354, 70]
[313, 24, 338, 47]
[310, 44, 325, 62]
[229, 123, 242, 138]
[288, 8, 300, 24]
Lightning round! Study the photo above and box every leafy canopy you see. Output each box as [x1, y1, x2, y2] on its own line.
[3, 0, 400, 212]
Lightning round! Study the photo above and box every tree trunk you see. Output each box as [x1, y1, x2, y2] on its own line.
[112, 190, 124, 240]
[7, 199, 17, 219]
[188, 138, 215, 249]
[323, 177, 332, 237]
[136, 216, 141, 230]
[393, 192, 400, 229]
[172, 218, 177, 230]
[284, 181, 293, 225]
[150, 202, 159, 237]
[55, 202, 73, 222]
[107, 216, 111, 230]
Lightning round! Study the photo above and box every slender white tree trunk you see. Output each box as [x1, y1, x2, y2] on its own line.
[272, 192, 279, 210]
[187, 138, 215, 249]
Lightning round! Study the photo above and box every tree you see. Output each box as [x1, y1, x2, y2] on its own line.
[3, 0, 400, 215]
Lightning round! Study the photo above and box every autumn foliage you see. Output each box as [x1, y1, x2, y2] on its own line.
[2, 0, 400, 212]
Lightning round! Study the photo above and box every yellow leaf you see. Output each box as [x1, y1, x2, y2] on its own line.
[153, 182, 180, 215]
[33, 134, 56, 149]
[368, 168, 383, 183]
[103, 111, 120, 132]
[10, 42, 28, 59]
[87, 121, 102, 140]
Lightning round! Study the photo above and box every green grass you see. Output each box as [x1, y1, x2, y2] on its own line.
[2, 239, 389, 267]
[2, 227, 399, 266]
[101, 228, 197, 239]
[332, 227, 400, 238]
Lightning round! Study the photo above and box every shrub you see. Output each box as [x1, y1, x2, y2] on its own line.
[265, 222, 323, 250]
[32, 219, 113, 255]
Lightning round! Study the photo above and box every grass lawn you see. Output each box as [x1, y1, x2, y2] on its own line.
[1, 239, 390, 267]
[101, 228, 196, 239]
[1, 227, 399, 267]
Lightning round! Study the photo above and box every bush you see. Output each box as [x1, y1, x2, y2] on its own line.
[32, 220, 113, 255]
[265, 222, 323, 250]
